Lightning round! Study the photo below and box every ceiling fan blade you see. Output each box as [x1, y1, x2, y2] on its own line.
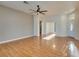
[40, 10, 48, 12]
[29, 9, 37, 12]
[40, 12, 45, 15]
[24, 1, 29, 4]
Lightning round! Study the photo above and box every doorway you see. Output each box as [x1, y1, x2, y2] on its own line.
[39, 20, 42, 36]
[67, 12, 75, 36]
[46, 22, 55, 34]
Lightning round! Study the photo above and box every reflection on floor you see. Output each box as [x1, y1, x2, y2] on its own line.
[43, 34, 56, 40]
[0, 36, 79, 57]
[68, 41, 79, 57]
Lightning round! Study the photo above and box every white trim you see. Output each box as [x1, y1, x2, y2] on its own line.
[0, 35, 33, 44]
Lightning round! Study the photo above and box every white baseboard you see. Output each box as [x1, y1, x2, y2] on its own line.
[0, 35, 33, 44]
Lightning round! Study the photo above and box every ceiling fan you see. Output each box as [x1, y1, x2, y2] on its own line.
[24, 1, 48, 15]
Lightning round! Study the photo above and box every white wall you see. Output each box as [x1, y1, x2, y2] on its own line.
[74, 5, 79, 39]
[42, 16, 57, 35]
[33, 15, 40, 36]
[60, 14, 67, 36]
[41, 14, 68, 36]
[0, 6, 34, 42]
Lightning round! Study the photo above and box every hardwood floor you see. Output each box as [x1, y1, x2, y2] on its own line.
[0, 36, 79, 57]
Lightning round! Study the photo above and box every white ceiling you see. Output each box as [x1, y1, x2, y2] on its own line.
[0, 1, 76, 16]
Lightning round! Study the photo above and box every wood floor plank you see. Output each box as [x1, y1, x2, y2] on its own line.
[0, 36, 79, 57]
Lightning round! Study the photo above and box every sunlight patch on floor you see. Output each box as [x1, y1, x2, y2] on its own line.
[43, 34, 56, 40]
